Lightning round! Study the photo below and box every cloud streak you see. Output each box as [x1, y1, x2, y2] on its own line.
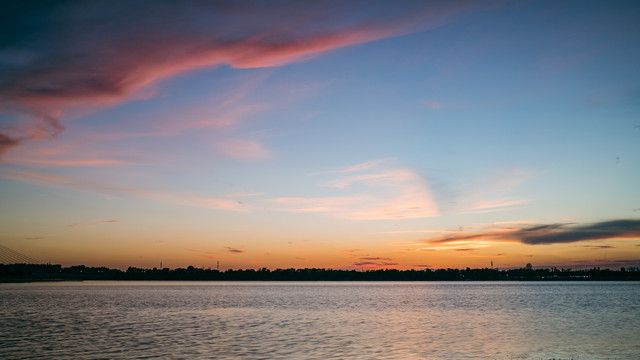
[6, 158, 132, 167]
[225, 247, 245, 254]
[576, 245, 614, 250]
[68, 219, 119, 227]
[462, 199, 528, 214]
[353, 261, 399, 267]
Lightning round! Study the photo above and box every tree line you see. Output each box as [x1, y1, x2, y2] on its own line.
[1, 263, 639, 282]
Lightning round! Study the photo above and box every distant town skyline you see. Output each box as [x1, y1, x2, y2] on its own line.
[1, 1, 639, 270]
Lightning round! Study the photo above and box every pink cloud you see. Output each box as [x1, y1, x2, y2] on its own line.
[0, 2, 478, 155]
[215, 138, 274, 160]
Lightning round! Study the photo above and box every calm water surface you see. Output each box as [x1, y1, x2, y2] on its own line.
[1, 281, 638, 359]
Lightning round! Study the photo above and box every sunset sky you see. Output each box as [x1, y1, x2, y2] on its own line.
[1, 1, 639, 270]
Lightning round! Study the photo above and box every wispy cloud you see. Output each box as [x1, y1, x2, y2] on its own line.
[435, 167, 533, 215]
[462, 199, 528, 214]
[322, 168, 417, 189]
[0, 106, 66, 160]
[308, 158, 391, 176]
[220, 192, 265, 198]
[0, 134, 21, 160]
[146, 99, 270, 138]
[29, 112, 65, 141]
[272, 159, 439, 220]
[0, 167, 247, 212]
[270, 195, 371, 214]
[68, 219, 119, 227]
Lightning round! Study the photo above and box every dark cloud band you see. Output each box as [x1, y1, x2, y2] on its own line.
[428, 219, 640, 245]
[517, 220, 640, 244]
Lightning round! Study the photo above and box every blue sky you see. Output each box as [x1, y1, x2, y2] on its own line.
[1, 1, 639, 269]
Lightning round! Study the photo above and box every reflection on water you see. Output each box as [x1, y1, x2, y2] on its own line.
[1, 281, 638, 359]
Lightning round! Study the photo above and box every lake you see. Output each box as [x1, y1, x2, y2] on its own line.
[1, 281, 638, 359]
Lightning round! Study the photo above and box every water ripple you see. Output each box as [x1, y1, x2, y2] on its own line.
[1, 281, 638, 359]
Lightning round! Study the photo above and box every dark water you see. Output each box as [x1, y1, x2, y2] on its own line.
[1, 281, 638, 359]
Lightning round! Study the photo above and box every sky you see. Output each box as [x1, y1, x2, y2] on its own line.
[1, 0, 639, 271]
